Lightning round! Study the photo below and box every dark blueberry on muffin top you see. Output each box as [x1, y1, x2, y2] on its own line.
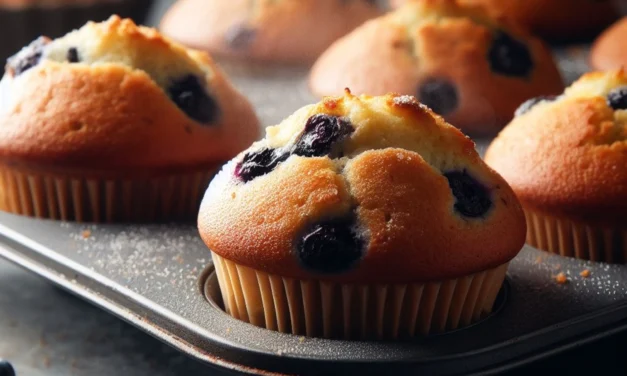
[168, 75, 220, 124]
[444, 170, 492, 218]
[297, 217, 364, 273]
[607, 86, 627, 110]
[66, 47, 80, 63]
[514, 95, 557, 117]
[6, 37, 51, 77]
[488, 31, 533, 78]
[293, 114, 354, 158]
[235, 148, 289, 182]
[418, 78, 459, 116]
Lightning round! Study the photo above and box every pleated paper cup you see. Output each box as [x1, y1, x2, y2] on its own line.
[525, 209, 627, 263]
[210, 252, 508, 340]
[0, 163, 215, 223]
[0, 0, 154, 63]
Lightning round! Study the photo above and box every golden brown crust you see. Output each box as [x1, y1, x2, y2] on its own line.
[160, 0, 382, 64]
[309, 0, 564, 135]
[392, 0, 619, 40]
[0, 17, 260, 175]
[591, 18, 627, 72]
[199, 92, 526, 283]
[485, 72, 627, 226]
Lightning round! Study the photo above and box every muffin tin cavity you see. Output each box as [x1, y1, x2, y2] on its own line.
[296, 216, 364, 273]
[293, 114, 354, 158]
[607, 86, 627, 110]
[487, 31, 534, 78]
[6, 37, 50, 77]
[418, 78, 459, 116]
[167, 74, 221, 124]
[443, 170, 492, 218]
[514, 95, 557, 117]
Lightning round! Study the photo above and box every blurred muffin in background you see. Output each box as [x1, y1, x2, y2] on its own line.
[390, 0, 620, 42]
[159, 0, 383, 64]
[310, 0, 564, 135]
[591, 17, 627, 71]
[0, 0, 155, 63]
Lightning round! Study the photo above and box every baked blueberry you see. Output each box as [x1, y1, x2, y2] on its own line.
[488, 31, 533, 78]
[297, 218, 364, 273]
[514, 95, 556, 117]
[0, 360, 15, 376]
[293, 114, 354, 157]
[6, 37, 50, 77]
[168, 75, 220, 124]
[235, 147, 289, 182]
[224, 23, 257, 50]
[418, 78, 459, 115]
[67, 47, 79, 63]
[444, 170, 492, 218]
[607, 86, 627, 110]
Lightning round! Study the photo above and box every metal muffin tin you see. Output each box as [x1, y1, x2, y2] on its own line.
[2, 47, 627, 375]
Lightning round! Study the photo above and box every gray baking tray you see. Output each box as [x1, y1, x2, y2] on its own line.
[2, 47, 626, 375]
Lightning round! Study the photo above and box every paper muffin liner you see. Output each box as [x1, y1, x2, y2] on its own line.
[0, 164, 214, 223]
[0, 0, 154, 63]
[210, 252, 508, 339]
[525, 209, 627, 263]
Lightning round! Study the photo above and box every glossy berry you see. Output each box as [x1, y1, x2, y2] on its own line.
[606, 86, 627, 110]
[514, 95, 556, 117]
[235, 147, 289, 182]
[293, 114, 354, 157]
[0, 360, 15, 376]
[7, 36, 50, 76]
[67, 47, 79, 63]
[297, 218, 364, 273]
[168, 75, 220, 124]
[444, 170, 492, 218]
[488, 31, 533, 78]
[418, 78, 459, 116]
[224, 23, 257, 49]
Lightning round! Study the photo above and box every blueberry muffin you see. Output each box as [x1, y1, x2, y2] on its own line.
[198, 91, 526, 339]
[485, 70, 627, 262]
[390, 0, 620, 42]
[310, 0, 564, 135]
[159, 0, 382, 64]
[0, 0, 155, 63]
[0, 16, 260, 222]
[591, 17, 627, 71]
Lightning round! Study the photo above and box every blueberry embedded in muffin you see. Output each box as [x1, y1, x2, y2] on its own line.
[309, 0, 564, 135]
[199, 91, 526, 338]
[0, 16, 259, 222]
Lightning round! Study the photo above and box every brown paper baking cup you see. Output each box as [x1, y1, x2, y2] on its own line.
[211, 252, 508, 339]
[0, 164, 214, 223]
[525, 209, 627, 263]
[0, 0, 154, 63]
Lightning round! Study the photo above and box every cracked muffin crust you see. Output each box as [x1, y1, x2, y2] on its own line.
[0, 16, 260, 222]
[309, 0, 564, 135]
[390, 0, 620, 41]
[198, 91, 526, 338]
[485, 70, 627, 262]
[159, 0, 382, 64]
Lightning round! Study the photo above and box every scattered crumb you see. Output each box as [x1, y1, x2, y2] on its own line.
[534, 256, 544, 264]
[580, 269, 591, 278]
[277, 350, 284, 356]
[174, 255, 184, 264]
[299, 337, 305, 343]
[81, 229, 91, 239]
[555, 272, 568, 284]
[553, 264, 562, 270]
[226, 327, 231, 334]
